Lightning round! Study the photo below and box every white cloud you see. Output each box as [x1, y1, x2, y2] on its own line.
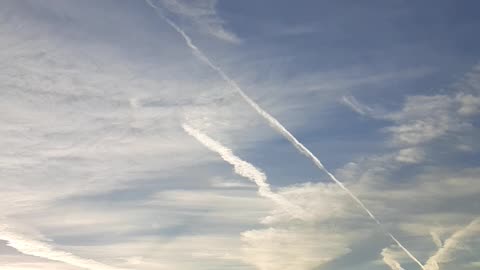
[182, 123, 311, 221]
[456, 93, 480, 116]
[381, 247, 405, 270]
[395, 147, 425, 164]
[0, 3, 266, 269]
[383, 70, 480, 148]
[346, 66, 480, 150]
[210, 177, 257, 188]
[386, 95, 461, 146]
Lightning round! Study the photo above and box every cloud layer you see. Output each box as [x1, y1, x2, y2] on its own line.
[1, 1, 479, 270]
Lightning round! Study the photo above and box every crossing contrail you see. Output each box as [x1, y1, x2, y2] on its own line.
[145, 1, 424, 268]
[424, 218, 480, 270]
[182, 123, 311, 221]
[382, 217, 480, 270]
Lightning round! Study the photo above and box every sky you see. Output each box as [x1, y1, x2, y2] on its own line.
[1, 1, 480, 270]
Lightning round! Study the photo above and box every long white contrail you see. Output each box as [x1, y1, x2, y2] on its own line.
[182, 124, 310, 220]
[145, 1, 424, 268]
[0, 225, 128, 270]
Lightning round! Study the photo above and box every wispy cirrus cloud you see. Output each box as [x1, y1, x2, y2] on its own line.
[0, 225, 128, 270]
[151, 0, 241, 43]
[340, 95, 374, 116]
[339, 64, 480, 166]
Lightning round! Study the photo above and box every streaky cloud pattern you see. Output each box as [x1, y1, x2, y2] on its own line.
[146, 1, 425, 268]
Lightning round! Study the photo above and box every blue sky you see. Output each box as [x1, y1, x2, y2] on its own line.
[1, 1, 479, 270]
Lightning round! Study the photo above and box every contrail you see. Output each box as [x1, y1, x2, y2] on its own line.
[381, 217, 480, 270]
[145, 1, 424, 268]
[0, 224, 128, 270]
[182, 123, 310, 221]
[424, 217, 480, 270]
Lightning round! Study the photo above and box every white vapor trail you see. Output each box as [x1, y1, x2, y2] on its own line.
[0, 225, 128, 270]
[424, 218, 480, 270]
[145, 1, 424, 268]
[182, 123, 310, 220]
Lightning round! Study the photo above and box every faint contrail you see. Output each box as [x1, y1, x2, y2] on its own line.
[182, 123, 310, 221]
[0, 225, 128, 270]
[430, 231, 443, 249]
[145, 1, 424, 268]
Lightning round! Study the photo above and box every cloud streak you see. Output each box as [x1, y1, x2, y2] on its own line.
[0, 225, 128, 270]
[381, 247, 405, 270]
[146, 2, 424, 267]
[182, 123, 309, 220]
